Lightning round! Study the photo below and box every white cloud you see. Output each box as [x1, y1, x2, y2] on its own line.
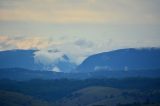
[0, 35, 63, 50]
[94, 66, 110, 71]
[0, 34, 160, 65]
[0, 0, 160, 70]
[34, 50, 65, 65]
[52, 66, 61, 72]
[0, 35, 92, 64]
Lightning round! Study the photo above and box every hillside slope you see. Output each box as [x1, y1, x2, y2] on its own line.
[0, 49, 76, 72]
[77, 48, 160, 72]
[0, 90, 52, 106]
[58, 86, 160, 106]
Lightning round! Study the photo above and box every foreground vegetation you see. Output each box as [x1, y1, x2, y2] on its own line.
[0, 78, 160, 106]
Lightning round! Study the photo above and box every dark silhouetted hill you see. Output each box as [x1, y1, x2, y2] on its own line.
[77, 48, 160, 72]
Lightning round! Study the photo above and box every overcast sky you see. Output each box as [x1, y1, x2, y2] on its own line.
[0, 0, 160, 64]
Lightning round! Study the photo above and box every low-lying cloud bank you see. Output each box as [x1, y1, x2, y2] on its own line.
[0, 35, 160, 66]
[0, 35, 97, 65]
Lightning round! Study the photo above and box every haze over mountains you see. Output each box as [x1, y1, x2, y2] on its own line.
[0, 0, 160, 105]
[0, 48, 160, 105]
[0, 49, 76, 72]
[0, 47, 160, 80]
[0, 48, 160, 72]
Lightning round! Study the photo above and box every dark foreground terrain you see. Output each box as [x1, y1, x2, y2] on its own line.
[0, 78, 160, 106]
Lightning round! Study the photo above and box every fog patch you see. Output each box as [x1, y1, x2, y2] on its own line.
[94, 66, 110, 71]
[34, 50, 65, 66]
[52, 66, 61, 72]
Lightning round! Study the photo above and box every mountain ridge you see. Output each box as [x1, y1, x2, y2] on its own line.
[77, 47, 160, 72]
[0, 49, 76, 72]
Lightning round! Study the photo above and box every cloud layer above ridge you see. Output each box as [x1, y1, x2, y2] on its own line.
[0, 0, 160, 64]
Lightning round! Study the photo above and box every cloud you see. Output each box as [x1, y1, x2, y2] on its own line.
[0, 0, 160, 67]
[0, 36, 8, 41]
[0, 36, 16, 50]
[0, 35, 144, 64]
[0, 35, 95, 64]
[74, 39, 94, 48]
[34, 50, 65, 65]
[0, 8, 107, 23]
[52, 66, 61, 72]
[0, 35, 63, 50]
[94, 66, 109, 71]
[0, 0, 159, 24]
[88, 0, 97, 4]
[0, 35, 160, 65]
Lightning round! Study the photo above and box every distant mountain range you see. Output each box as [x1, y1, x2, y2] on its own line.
[1, 48, 160, 73]
[0, 49, 76, 72]
[0, 48, 160, 79]
[0, 48, 160, 106]
[77, 48, 160, 72]
[0, 68, 160, 80]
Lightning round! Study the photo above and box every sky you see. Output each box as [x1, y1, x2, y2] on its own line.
[0, 0, 160, 64]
